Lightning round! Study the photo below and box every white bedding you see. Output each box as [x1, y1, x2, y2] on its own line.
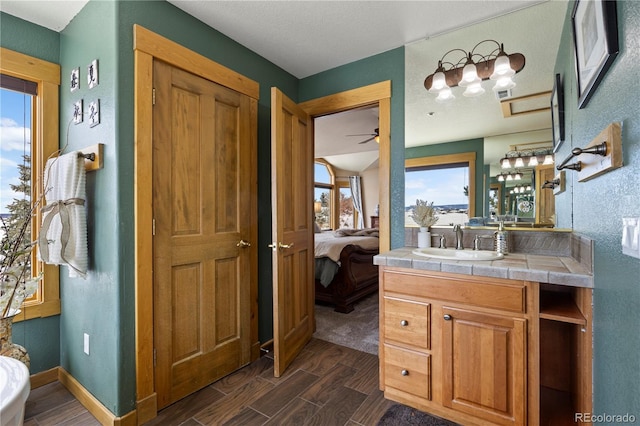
[314, 231, 379, 262]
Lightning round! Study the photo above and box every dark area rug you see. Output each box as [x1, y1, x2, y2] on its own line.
[377, 404, 459, 425]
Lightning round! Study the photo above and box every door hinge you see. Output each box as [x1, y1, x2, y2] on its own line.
[152, 88, 156, 105]
[152, 218, 156, 236]
[153, 348, 157, 367]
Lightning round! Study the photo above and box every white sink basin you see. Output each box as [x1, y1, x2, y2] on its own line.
[412, 247, 504, 261]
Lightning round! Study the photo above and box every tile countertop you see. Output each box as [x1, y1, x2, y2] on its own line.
[374, 247, 594, 288]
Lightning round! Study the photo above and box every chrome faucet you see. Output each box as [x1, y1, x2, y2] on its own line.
[453, 224, 464, 250]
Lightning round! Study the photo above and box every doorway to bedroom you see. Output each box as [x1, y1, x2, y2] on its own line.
[312, 105, 381, 355]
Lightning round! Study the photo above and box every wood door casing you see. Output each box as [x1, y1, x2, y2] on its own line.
[442, 306, 526, 426]
[153, 60, 253, 408]
[271, 87, 314, 377]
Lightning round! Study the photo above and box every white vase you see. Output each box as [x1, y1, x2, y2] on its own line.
[418, 227, 431, 248]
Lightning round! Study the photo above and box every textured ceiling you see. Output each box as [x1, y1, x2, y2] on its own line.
[0, 0, 566, 172]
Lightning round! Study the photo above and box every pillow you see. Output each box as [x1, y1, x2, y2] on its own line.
[314, 222, 321, 233]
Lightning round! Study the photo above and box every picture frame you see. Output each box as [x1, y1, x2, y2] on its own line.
[571, 0, 619, 109]
[551, 74, 564, 153]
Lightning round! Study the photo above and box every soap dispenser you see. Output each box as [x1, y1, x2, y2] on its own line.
[494, 221, 509, 255]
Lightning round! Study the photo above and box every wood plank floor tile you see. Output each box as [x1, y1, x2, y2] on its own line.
[299, 363, 357, 406]
[25, 381, 76, 419]
[33, 400, 95, 426]
[350, 388, 396, 426]
[263, 397, 321, 425]
[213, 356, 273, 394]
[221, 407, 269, 426]
[250, 369, 319, 417]
[193, 376, 274, 425]
[303, 386, 368, 426]
[344, 353, 380, 394]
[144, 384, 226, 425]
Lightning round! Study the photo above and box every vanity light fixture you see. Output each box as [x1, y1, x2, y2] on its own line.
[424, 40, 525, 102]
[500, 148, 554, 169]
[496, 171, 523, 182]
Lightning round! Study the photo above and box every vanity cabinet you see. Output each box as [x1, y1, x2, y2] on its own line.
[379, 266, 593, 426]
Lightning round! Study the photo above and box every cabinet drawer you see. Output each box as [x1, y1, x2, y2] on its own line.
[383, 344, 431, 400]
[384, 297, 430, 349]
[384, 270, 526, 313]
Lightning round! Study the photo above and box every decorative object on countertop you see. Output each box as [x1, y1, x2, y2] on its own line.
[0, 310, 30, 369]
[410, 199, 438, 248]
[494, 221, 509, 255]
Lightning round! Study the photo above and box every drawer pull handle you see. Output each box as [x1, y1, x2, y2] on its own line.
[401, 369, 409, 376]
[443, 314, 452, 321]
[400, 320, 409, 327]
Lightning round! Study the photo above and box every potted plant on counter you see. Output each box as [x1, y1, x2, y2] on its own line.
[410, 199, 439, 248]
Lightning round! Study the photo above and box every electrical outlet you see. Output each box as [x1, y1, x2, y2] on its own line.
[622, 217, 640, 259]
[84, 333, 90, 355]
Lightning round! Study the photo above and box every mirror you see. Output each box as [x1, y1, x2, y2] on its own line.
[403, 1, 567, 233]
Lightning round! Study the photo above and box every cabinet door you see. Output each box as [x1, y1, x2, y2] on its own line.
[442, 307, 526, 426]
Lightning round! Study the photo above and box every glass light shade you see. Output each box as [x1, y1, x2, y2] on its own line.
[435, 87, 455, 103]
[514, 172, 522, 180]
[492, 76, 516, 91]
[526, 185, 532, 191]
[543, 154, 554, 165]
[497, 174, 505, 182]
[528, 156, 539, 166]
[429, 71, 448, 92]
[463, 82, 485, 97]
[459, 62, 481, 87]
[506, 174, 513, 181]
[514, 157, 525, 168]
[501, 157, 513, 168]
[490, 54, 515, 80]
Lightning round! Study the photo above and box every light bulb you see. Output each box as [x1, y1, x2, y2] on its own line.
[429, 71, 448, 92]
[459, 61, 481, 87]
[514, 157, 525, 168]
[435, 88, 455, 103]
[463, 82, 485, 97]
[490, 54, 515, 80]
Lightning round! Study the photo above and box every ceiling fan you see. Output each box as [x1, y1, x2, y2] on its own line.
[347, 128, 379, 144]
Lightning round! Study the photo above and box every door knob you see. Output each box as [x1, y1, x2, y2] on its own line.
[279, 242, 294, 249]
[401, 369, 409, 376]
[443, 314, 452, 321]
[237, 240, 251, 248]
[400, 320, 409, 327]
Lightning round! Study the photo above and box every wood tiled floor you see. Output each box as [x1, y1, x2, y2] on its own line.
[24, 338, 394, 426]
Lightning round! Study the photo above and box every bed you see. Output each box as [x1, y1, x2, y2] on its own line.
[314, 229, 380, 313]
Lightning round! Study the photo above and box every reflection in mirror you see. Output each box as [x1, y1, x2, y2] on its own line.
[405, 153, 476, 227]
[404, 1, 569, 239]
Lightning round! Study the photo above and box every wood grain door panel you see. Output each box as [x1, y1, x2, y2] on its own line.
[153, 61, 253, 408]
[442, 307, 526, 426]
[271, 87, 314, 377]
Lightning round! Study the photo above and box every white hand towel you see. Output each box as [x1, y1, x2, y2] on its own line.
[38, 151, 88, 278]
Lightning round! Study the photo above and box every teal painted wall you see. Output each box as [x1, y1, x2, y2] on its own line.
[554, 1, 640, 416]
[405, 138, 484, 218]
[299, 47, 406, 249]
[0, 13, 61, 374]
[58, 0, 129, 414]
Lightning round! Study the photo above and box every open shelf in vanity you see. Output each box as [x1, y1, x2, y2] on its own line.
[538, 284, 592, 425]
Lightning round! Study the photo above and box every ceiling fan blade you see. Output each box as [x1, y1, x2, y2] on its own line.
[358, 136, 375, 144]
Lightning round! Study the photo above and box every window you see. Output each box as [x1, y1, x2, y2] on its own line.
[338, 185, 355, 228]
[1, 48, 61, 321]
[314, 160, 334, 230]
[405, 152, 476, 227]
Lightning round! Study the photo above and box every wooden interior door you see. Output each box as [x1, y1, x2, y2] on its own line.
[153, 60, 254, 408]
[271, 87, 314, 377]
[442, 307, 526, 426]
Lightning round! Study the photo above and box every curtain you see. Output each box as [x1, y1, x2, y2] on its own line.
[349, 176, 364, 229]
